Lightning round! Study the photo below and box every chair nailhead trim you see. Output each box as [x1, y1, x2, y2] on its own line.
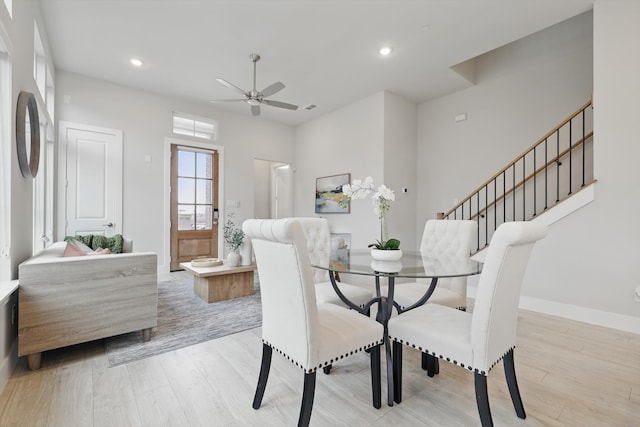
[388, 336, 516, 376]
[262, 338, 384, 374]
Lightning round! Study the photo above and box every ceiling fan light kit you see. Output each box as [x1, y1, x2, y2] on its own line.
[211, 53, 299, 116]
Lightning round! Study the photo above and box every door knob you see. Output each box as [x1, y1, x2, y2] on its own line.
[103, 222, 114, 227]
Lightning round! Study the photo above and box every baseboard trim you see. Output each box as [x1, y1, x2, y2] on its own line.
[518, 295, 640, 335]
[467, 284, 640, 335]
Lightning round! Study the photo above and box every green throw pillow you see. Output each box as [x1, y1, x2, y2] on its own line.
[64, 234, 93, 247]
[64, 234, 125, 254]
[91, 234, 125, 254]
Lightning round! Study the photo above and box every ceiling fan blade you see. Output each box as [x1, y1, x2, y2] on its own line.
[251, 105, 261, 116]
[260, 82, 285, 97]
[209, 99, 246, 103]
[261, 99, 299, 111]
[216, 78, 247, 96]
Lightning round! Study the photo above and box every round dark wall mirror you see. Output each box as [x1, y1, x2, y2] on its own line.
[16, 91, 40, 178]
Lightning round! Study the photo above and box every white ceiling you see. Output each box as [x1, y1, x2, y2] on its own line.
[38, 0, 595, 126]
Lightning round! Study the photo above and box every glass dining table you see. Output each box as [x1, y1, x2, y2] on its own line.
[312, 249, 482, 407]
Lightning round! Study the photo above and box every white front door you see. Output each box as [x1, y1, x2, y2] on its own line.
[58, 122, 123, 238]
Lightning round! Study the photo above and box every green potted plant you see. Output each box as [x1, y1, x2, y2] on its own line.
[224, 214, 245, 267]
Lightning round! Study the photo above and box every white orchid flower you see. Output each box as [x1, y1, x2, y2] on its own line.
[377, 185, 395, 201]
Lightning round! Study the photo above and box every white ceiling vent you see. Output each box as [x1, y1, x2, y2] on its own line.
[303, 104, 317, 111]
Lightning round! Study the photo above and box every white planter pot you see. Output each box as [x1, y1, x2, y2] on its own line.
[227, 251, 240, 267]
[370, 248, 402, 262]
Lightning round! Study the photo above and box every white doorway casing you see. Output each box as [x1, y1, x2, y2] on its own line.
[57, 121, 123, 239]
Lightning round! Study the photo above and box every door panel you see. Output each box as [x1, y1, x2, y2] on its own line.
[170, 145, 219, 270]
[60, 123, 122, 237]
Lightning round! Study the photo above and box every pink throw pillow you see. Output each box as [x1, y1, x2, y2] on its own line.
[63, 242, 87, 257]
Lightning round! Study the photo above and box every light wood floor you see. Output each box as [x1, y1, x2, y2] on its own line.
[0, 305, 638, 426]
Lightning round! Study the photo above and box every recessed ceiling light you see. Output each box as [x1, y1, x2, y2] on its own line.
[378, 46, 392, 56]
[130, 58, 143, 67]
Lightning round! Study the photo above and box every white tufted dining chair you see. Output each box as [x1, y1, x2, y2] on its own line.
[291, 217, 373, 308]
[388, 221, 547, 427]
[382, 219, 477, 372]
[391, 219, 477, 311]
[243, 218, 384, 427]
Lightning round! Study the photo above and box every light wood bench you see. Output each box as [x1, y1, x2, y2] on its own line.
[180, 262, 256, 303]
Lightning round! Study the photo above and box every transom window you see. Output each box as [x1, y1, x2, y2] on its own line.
[33, 23, 46, 100]
[172, 112, 216, 140]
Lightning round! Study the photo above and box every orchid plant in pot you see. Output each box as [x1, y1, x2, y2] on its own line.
[340, 176, 401, 260]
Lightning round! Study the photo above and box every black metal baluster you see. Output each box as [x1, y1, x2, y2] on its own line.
[556, 129, 560, 202]
[533, 147, 537, 216]
[544, 138, 548, 210]
[582, 108, 586, 187]
[512, 163, 516, 221]
[493, 178, 497, 235]
[503, 171, 506, 223]
[522, 155, 525, 220]
[569, 118, 573, 195]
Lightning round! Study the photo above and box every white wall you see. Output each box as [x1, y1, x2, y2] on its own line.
[1, 0, 55, 394]
[417, 11, 593, 228]
[55, 71, 296, 271]
[383, 92, 418, 250]
[294, 91, 419, 251]
[294, 92, 385, 249]
[417, 7, 640, 329]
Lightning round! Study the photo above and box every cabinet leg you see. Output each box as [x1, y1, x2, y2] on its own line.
[142, 327, 152, 342]
[27, 353, 42, 371]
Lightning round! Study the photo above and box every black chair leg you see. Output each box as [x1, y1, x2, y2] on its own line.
[504, 349, 526, 419]
[422, 353, 440, 375]
[474, 373, 493, 427]
[370, 344, 382, 409]
[392, 341, 402, 403]
[298, 372, 316, 427]
[252, 344, 272, 410]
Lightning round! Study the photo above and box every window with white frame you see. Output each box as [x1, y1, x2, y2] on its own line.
[46, 64, 54, 119]
[172, 112, 217, 140]
[33, 23, 46, 100]
[0, 33, 10, 276]
[2, 0, 11, 18]
[32, 121, 54, 253]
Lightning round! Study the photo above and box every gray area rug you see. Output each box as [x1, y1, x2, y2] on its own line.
[105, 277, 262, 367]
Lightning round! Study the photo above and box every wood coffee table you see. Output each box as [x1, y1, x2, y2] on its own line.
[180, 262, 256, 303]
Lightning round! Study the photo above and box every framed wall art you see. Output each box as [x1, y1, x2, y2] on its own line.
[315, 173, 350, 214]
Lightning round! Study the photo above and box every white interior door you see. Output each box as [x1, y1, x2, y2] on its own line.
[58, 122, 122, 238]
[272, 164, 292, 219]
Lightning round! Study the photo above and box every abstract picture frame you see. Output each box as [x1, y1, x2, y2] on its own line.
[315, 173, 350, 214]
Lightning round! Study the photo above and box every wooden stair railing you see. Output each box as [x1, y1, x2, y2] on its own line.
[439, 98, 594, 252]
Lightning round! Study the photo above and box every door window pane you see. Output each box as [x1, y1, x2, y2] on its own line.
[196, 179, 212, 204]
[196, 205, 212, 230]
[177, 177, 195, 204]
[178, 204, 194, 230]
[178, 150, 195, 177]
[196, 152, 212, 178]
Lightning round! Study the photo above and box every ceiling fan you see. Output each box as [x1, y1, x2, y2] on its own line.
[211, 53, 298, 116]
